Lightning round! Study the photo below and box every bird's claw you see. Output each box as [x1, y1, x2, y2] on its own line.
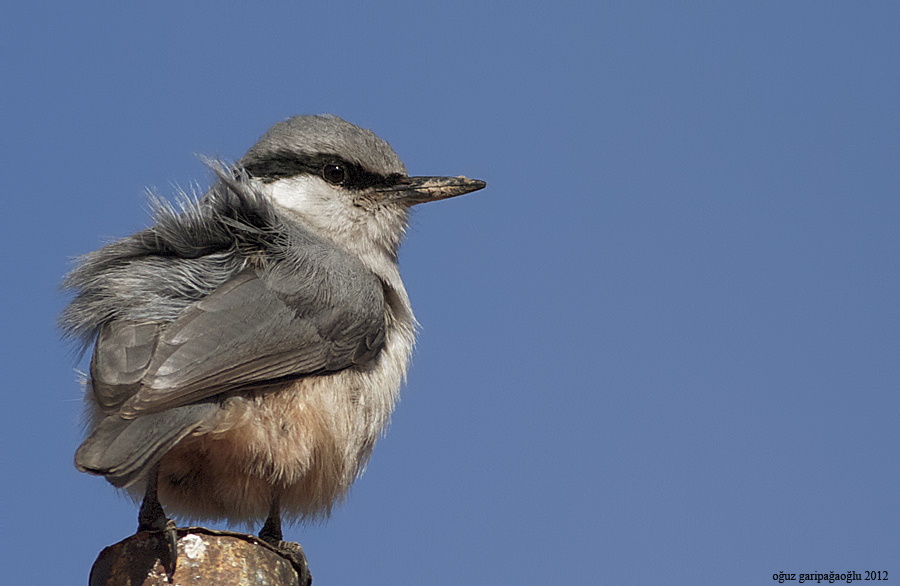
[274, 540, 312, 586]
[162, 519, 179, 574]
[137, 498, 179, 574]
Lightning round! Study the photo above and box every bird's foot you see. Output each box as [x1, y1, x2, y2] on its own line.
[274, 540, 312, 586]
[259, 531, 312, 586]
[259, 495, 310, 583]
[138, 498, 178, 574]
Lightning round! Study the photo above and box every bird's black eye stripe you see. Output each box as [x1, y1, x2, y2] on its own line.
[240, 153, 316, 182]
[240, 152, 402, 190]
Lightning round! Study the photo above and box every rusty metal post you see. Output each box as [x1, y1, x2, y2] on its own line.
[89, 527, 310, 585]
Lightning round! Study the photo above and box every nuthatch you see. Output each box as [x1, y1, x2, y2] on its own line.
[60, 115, 485, 578]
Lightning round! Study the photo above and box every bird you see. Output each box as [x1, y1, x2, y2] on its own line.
[60, 115, 485, 580]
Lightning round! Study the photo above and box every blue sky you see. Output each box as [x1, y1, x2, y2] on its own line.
[2, 2, 897, 584]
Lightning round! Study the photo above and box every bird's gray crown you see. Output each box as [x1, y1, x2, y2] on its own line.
[239, 115, 408, 185]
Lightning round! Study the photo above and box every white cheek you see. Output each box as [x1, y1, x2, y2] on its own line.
[261, 176, 362, 235]
[265, 175, 327, 214]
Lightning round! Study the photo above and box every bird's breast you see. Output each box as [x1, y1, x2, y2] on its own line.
[147, 295, 415, 523]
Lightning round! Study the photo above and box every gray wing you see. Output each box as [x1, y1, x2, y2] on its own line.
[76, 263, 385, 486]
[75, 404, 218, 487]
[93, 266, 386, 418]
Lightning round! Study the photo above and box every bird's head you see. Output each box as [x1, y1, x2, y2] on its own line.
[237, 115, 485, 262]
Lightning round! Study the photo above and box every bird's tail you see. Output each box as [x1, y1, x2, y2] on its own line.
[75, 403, 217, 488]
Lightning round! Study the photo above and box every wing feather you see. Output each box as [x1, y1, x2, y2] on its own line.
[99, 265, 386, 417]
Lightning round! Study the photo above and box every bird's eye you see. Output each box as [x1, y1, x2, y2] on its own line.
[322, 163, 346, 185]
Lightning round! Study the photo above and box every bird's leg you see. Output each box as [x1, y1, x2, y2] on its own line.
[259, 491, 284, 543]
[138, 463, 178, 574]
[259, 491, 312, 585]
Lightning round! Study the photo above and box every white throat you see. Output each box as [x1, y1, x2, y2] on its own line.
[260, 176, 410, 293]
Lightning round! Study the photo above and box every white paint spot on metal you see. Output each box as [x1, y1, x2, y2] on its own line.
[182, 534, 207, 560]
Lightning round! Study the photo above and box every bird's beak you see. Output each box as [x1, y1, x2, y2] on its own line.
[377, 176, 486, 206]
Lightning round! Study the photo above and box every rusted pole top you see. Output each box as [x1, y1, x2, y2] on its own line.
[89, 527, 309, 586]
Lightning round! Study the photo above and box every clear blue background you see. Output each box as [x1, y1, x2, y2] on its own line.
[2, 3, 896, 584]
